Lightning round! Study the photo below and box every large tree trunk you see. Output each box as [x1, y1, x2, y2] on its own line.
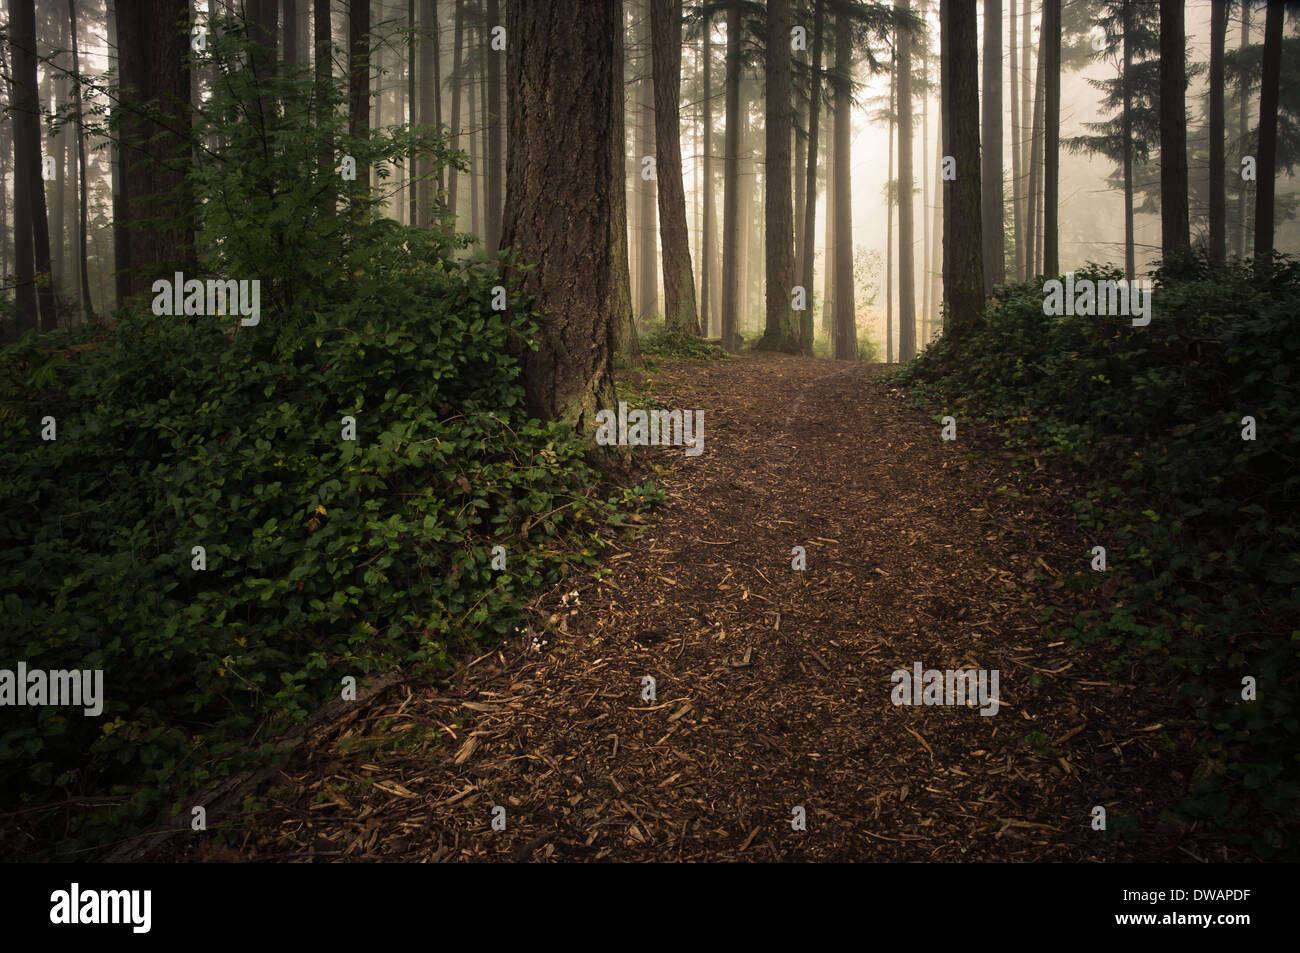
[981, 0, 1004, 286]
[7, 0, 40, 332]
[1208, 0, 1226, 263]
[651, 0, 699, 335]
[1254, 0, 1283, 269]
[1042, 0, 1059, 275]
[114, 0, 193, 302]
[611, 0, 641, 367]
[798, 0, 825, 354]
[1158, 0, 1189, 260]
[501, 0, 619, 434]
[897, 0, 916, 361]
[1009, 0, 1022, 281]
[721, 3, 742, 352]
[284, 0, 300, 66]
[247, 0, 278, 128]
[70, 0, 94, 321]
[11, 0, 57, 330]
[940, 0, 984, 329]
[485, 0, 502, 252]
[759, 0, 797, 351]
[831, 21, 856, 360]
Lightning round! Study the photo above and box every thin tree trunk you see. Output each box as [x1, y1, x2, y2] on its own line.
[315, 0, 333, 185]
[349, 0, 370, 198]
[929, 91, 943, 339]
[1020, 0, 1032, 267]
[485, 0, 502, 252]
[637, 0, 658, 323]
[832, 20, 856, 360]
[897, 0, 916, 361]
[822, 103, 834, 336]
[1027, 9, 1044, 275]
[922, 0, 932, 338]
[940, 0, 984, 328]
[799, 0, 825, 354]
[982, 0, 1004, 286]
[448, 0, 464, 221]
[1009, 0, 1022, 281]
[106, 0, 127, 308]
[611, 0, 641, 366]
[1042, 0, 1059, 275]
[1159, 0, 1189, 260]
[69, 0, 94, 320]
[1208, 0, 1226, 263]
[759, 0, 797, 351]
[702, 9, 713, 336]
[468, 41, 480, 240]
[886, 47, 895, 363]
[1122, 0, 1135, 278]
[652, 0, 699, 334]
[1236, 2, 1250, 258]
[410, 0, 418, 226]
[721, 2, 742, 351]
[1254, 0, 1282, 268]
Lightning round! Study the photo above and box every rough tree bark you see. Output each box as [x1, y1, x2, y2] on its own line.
[897, 0, 917, 361]
[831, 19, 856, 360]
[1254, 0, 1283, 269]
[721, 3, 742, 351]
[651, 0, 700, 335]
[1043, 0, 1059, 275]
[797, 0, 825, 354]
[981, 0, 1004, 286]
[114, 0, 193, 301]
[759, 0, 798, 351]
[501, 0, 621, 434]
[1158, 0, 1190, 260]
[940, 0, 984, 328]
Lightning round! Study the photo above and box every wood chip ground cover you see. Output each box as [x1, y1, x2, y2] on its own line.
[136, 353, 1237, 863]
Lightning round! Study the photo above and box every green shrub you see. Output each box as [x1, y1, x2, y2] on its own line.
[900, 254, 1300, 856]
[0, 20, 615, 859]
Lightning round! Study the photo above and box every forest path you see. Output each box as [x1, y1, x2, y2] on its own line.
[193, 352, 1211, 862]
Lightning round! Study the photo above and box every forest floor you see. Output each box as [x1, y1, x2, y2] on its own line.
[141, 352, 1240, 862]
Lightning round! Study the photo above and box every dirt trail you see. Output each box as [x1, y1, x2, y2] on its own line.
[167, 353, 1226, 862]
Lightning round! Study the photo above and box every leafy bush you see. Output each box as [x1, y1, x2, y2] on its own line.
[0, 20, 614, 859]
[640, 322, 727, 360]
[900, 254, 1300, 856]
